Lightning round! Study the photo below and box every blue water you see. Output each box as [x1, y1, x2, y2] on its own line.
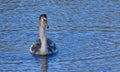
[0, 0, 120, 72]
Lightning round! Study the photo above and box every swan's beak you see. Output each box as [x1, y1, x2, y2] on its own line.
[44, 18, 49, 29]
[47, 25, 49, 28]
[46, 23, 49, 29]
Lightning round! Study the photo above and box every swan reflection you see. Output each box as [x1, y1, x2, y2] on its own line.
[41, 56, 48, 72]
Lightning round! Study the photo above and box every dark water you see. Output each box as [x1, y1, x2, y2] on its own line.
[0, 0, 120, 72]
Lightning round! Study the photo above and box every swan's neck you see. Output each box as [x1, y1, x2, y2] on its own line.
[39, 26, 48, 55]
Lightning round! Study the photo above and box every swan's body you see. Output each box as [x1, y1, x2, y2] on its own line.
[30, 14, 57, 55]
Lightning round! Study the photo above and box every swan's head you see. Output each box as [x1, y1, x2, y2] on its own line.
[39, 14, 49, 28]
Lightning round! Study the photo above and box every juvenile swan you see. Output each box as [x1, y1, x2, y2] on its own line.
[30, 14, 57, 55]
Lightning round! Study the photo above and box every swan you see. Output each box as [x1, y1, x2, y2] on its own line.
[30, 14, 57, 55]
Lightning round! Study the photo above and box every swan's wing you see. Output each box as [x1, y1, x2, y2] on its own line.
[30, 39, 41, 54]
[47, 38, 57, 53]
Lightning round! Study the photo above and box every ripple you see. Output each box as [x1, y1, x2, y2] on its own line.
[57, 54, 120, 62]
[0, 61, 23, 64]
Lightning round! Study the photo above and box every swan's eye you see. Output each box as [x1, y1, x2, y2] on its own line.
[43, 18, 47, 22]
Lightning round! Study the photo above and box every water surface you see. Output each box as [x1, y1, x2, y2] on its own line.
[0, 0, 120, 72]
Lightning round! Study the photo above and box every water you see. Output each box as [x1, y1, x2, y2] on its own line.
[0, 0, 120, 72]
